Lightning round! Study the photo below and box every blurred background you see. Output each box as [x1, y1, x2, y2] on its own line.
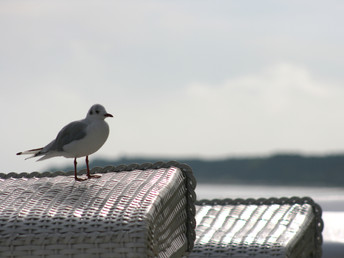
[1, 0, 344, 175]
[1, 1, 344, 255]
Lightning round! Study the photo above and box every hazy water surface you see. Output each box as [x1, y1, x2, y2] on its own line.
[196, 184, 344, 211]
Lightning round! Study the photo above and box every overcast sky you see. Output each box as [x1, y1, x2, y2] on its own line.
[1, 0, 344, 173]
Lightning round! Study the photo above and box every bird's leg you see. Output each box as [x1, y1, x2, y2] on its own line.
[86, 156, 101, 179]
[74, 158, 86, 181]
[86, 156, 90, 176]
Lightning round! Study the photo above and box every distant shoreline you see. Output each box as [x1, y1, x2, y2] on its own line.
[46, 153, 344, 188]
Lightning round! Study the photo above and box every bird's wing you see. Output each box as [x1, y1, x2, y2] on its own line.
[50, 120, 88, 152]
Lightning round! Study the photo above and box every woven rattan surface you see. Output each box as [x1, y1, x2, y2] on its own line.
[0, 162, 196, 258]
[190, 197, 323, 258]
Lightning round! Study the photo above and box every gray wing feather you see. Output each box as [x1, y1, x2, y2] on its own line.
[49, 121, 88, 151]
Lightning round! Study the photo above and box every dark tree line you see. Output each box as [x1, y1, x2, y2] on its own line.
[53, 154, 344, 187]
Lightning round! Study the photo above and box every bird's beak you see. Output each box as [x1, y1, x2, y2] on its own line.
[105, 113, 113, 118]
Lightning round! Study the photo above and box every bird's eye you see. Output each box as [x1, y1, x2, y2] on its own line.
[90, 111, 93, 115]
[95, 110, 99, 114]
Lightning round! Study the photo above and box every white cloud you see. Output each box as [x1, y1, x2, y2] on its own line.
[187, 63, 333, 114]
[101, 63, 344, 160]
[157, 63, 344, 156]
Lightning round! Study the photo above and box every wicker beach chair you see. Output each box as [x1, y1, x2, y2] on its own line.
[0, 161, 196, 258]
[190, 197, 323, 258]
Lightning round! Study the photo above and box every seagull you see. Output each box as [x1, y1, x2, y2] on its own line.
[17, 104, 113, 181]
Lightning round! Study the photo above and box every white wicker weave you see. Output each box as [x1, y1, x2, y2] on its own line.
[190, 197, 323, 258]
[0, 162, 196, 258]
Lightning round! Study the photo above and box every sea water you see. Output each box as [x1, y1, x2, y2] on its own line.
[196, 183, 344, 212]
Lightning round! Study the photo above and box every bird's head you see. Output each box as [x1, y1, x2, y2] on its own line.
[87, 104, 113, 120]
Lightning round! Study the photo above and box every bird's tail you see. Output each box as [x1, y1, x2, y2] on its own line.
[16, 148, 43, 160]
